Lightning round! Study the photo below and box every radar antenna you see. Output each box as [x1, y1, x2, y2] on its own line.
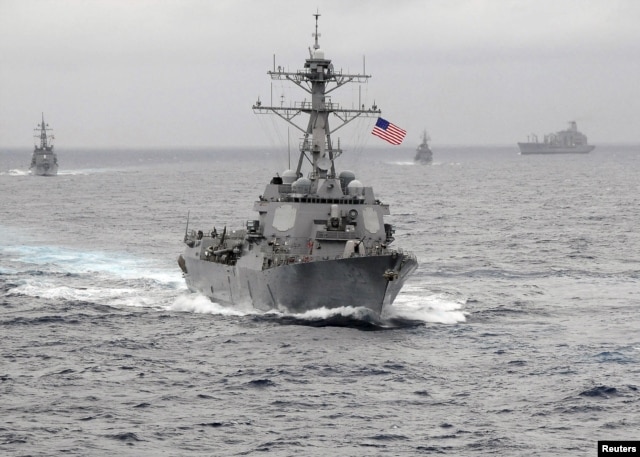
[309, 10, 322, 58]
[312, 10, 321, 50]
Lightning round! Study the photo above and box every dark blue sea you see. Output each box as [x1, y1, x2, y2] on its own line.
[1, 145, 639, 456]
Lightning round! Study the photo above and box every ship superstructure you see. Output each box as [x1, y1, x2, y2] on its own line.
[30, 113, 58, 176]
[177, 13, 417, 316]
[518, 121, 595, 155]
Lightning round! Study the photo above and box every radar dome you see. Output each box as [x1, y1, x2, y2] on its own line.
[282, 169, 297, 184]
[339, 170, 356, 192]
[312, 48, 325, 60]
[347, 179, 364, 196]
[292, 177, 312, 194]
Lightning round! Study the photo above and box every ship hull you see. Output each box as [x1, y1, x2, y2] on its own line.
[30, 163, 58, 176]
[30, 150, 58, 176]
[414, 146, 433, 164]
[518, 143, 595, 155]
[181, 252, 418, 315]
[414, 154, 432, 164]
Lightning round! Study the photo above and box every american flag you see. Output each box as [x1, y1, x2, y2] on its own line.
[371, 117, 406, 145]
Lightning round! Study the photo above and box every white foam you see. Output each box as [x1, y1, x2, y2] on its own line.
[167, 293, 250, 316]
[3, 169, 29, 176]
[385, 287, 467, 324]
[393, 161, 416, 166]
[8, 279, 129, 301]
[165, 288, 466, 325]
[3, 242, 187, 310]
[6, 244, 182, 286]
[283, 305, 377, 320]
[1, 169, 111, 176]
[58, 169, 110, 175]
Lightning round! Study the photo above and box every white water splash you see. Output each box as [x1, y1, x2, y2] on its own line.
[8, 279, 131, 301]
[389, 161, 416, 166]
[57, 169, 112, 175]
[165, 289, 467, 326]
[385, 286, 467, 324]
[3, 169, 30, 176]
[6, 244, 182, 285]
[283, 305, 379, 321]
[167, 293, 252, 316]
[3, 241, 185, 309]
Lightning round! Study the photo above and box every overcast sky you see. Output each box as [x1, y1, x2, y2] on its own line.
[1, 0, 639, 149]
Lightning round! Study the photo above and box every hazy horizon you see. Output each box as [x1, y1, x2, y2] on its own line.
[2, 0, 639, 149]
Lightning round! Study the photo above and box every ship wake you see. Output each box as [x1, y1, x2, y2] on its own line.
[168, 287, 467, 330]
[2, 241, 185, 310]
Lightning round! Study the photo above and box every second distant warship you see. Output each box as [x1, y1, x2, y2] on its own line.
[414, 129, 433, 164]
[177, 13, 418, 316]
[518, 121, 595, 155]
[30, 113, 58, 176]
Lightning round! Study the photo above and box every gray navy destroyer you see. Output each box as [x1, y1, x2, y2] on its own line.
[177, 13, 418, 316]
[518, 121, 595, 155]
[30, 113, 58, 176]
[414, 129, 433, 164]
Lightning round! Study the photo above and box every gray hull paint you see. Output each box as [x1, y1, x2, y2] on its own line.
[179, 16, 418, 317]
[182, 253, 417, 315]
[31, 114, 57, 175]
[518, 143, 595, 155]
[414, 147, 433, 163]
[518, 122, 594, 155]
[30, 162, 58, 176]
[414, 130, 433, 163]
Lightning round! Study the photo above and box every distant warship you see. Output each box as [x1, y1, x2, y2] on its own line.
[518, 121, 595, 155]
[414, 129, 433, 164]
[178, 13, 417, 316]
[30, 113, 58, 176]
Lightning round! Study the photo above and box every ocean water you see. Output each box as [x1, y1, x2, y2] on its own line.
[1, 145, 639, 456]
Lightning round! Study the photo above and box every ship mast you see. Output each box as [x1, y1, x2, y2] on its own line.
[253, 12, 380, 181]
[34, 112, 53, 150]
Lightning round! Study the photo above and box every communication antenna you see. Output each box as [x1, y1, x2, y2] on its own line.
[312, 10, 321, 49]
[287, 127, 291, 169]
[183, 211, 190, 242]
